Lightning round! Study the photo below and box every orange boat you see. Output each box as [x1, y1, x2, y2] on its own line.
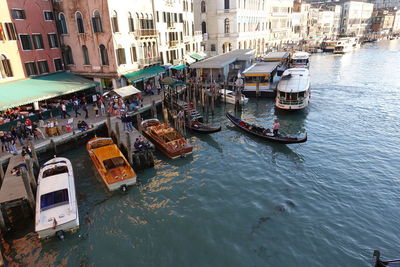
[86, 137, 137, 191]
[140, 119, 193, 159]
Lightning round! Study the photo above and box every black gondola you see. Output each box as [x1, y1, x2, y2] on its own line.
[186, 120, 222, 134]
[226, 112, 307, 144]
[373, 250, 400, 267]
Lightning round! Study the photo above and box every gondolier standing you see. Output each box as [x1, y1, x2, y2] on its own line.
[273, 120, 280, 136]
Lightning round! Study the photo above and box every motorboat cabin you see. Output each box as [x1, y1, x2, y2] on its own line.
[276, 68, 310, 110]
[35, 157, 79, 239]
[219, 89, 249, 105]
[242, 62, 280, 98]
[290, 52, 310, 68]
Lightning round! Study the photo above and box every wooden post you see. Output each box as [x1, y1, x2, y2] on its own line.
[115, 121, 121, 147]
[126, 132, 133, 166]
[151, 100, 157, 118]
[21, 168, 35, 211]
[107, 113, 112, 137]
[50, 139, 57, 156]
[0, 164, 4, 186]
[24, 157, 37, 191]
[28, 141, 39, 170]
[0, 205, 6, 231]
[136, 114, 142, 133]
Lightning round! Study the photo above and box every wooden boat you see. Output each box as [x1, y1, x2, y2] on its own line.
[35, 157, 79, 239]
[226, 112, 307, 144]
[186, 120, 221, 134]
[373, 250, 400, 267]
[141, 119, 193, 159]
[87, 137, 137, 191]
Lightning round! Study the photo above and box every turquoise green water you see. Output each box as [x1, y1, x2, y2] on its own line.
[5, 40, 400, 266]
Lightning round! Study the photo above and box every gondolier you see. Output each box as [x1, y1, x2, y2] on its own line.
[273, 120, 280, 136]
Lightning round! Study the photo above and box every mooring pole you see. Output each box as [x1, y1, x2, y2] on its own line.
[126, 132, 133, 166]
[107, 113, 112, 137]
[0, 205, 6, 231]
[28, 141, 39, 170]
[21, 168, 35, 211]
[24, 157, 37, 192]
[50, 139, 57, 156]
[115, 122, 121, 147]
[0, 164, 4, 186]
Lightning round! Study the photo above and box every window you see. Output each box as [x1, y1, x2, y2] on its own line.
[211, 44, 216, 51]
[131, 46, 137, 62]
[44, 11, 54, 21]
[103, 157, 126, 170]
[5, 23, 17, 40]
[76, 12, 85, 33]
[0, 24, 5, 40]
[201, 21, 206, 34]
[128, 12, 135, 32]
[201, 1, 206, 13]
[99, 44, 108, 65]
[58, 13, 68, 34]
[42, 166, 68, 178]
[11, 9, 26, 20]
[224, 18, 230, 34]
[40, 189, 69, 211]
[116, 48, 126, 65]
[92, 10, 103, 33]
[224, 0, 230, 10]
[0, 54, 13, 78]
[20, 35, 33, 50]
[111, 11, 119, 33]
[47, 34, 59, 48]
[63, 46, 74, 65]
[80, 45, 90, 65]
[25, 62, 38, 76]
[32, 34, 44, 49]
[54, 58, 63, 71]
[37, 60, 49, 74]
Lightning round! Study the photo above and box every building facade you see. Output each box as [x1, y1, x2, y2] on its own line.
[340, 1, 374, 36]
[393, 10, 400, 33]
[368, 0, 400, 9]
[195, 0, 270, 56]
[371, 9, 396, 34]
[292, 0, 311, 41]
[0, 0, 24, 83]
[6, 0, 64, 77]
[267, 0, 294, 48]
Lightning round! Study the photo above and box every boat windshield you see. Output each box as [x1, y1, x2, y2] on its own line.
[244, 75, 269, 83]
[42, 166, 68, 178]
[103, 157, 126, 170]
[40, 189, 69, 211]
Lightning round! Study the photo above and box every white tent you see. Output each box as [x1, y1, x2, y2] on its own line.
[112, 85, 141, 98]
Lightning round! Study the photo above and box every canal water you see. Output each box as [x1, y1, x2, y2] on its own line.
[4, 40, 400, 266]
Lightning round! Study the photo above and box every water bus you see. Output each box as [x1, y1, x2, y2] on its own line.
[35, 157, 79, 239]
[87, 137, 137, 191]
[322, 40, 338, 52]
[242, 62, 280, 98]
[262, 52, 291, 76]
[275, 68, 310, 111]
[290, 52, 310, 68]
[141, 119, 193, 159]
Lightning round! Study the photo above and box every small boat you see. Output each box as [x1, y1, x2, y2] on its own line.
[226, 113, 307, 144]
[373, 250, 400, 267]
[87, 137, 137, 191]
[219, 89, 249, 105]
[322, 40, 338, 52]
[141, 119, 193, 159]
[276, 68, 310, 111]
[35, 157, 79, 239]
[186, 120, 221, 134]
[290, 52, 310, 68]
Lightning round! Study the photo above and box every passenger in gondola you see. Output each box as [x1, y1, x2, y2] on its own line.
[273, 120, 280, 136]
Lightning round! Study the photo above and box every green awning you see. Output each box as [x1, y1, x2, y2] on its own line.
[190, 53, 204, 61]
[0, 72, 97, 110]
[171, 64, 187, 71]
[160, 77, 185, 87]
[124, 66, 165, 83]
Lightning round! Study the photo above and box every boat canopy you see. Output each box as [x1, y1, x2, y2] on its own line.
[263, 52, 290, 62]
[112, 85, 141, 98]
[278, 68, 310, 93]
[243, 62, 280, 76]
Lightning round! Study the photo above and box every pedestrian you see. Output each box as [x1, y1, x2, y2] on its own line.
[272, 119, 280, 136]
[61, 102, 71, 118]
[99, 99, 106, 116]
[73, 101, 81, 118]
[93, 103, 99, 117]
[0, 131, 6, 152]
[82, 102, 89, 119]
[121, 113, 128, 132]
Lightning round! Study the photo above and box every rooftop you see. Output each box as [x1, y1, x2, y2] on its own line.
[190, 49, 256, 69]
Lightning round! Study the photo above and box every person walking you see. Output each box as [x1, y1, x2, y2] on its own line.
[93, 103, 99, 117]
[82, 102, 89, 119]
[73, 101, 81, 117]
[99, 99, 106, 116]
[272, 119, 280, 136]
[61, 102, 71, 118]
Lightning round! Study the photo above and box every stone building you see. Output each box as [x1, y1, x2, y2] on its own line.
[340, 1, 374, 36]
[371, 9, 396, 34]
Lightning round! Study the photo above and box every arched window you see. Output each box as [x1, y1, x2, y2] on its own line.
[58, 13, 68, 34]
[76, 12, 85, 33]
[111, 10, 119, 33]
[64, 46, 74, 65]
[224, 18, 230, 34]
[92, 10, 103, 33]
[130, 45, 137, 62]
[201, 1, 206, 13]
[128, 12, 135, 32]
[0, 54, 13, 78]
[82, 45, 90, 65]
[201, 21, 207, 34]
[224, 0, 230, 10]
[99, 44, 108, 65]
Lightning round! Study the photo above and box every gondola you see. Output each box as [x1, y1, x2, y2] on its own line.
[373, 250, 400, 267]
[226, 112, 307, 144]
[186, 120, 222, 134]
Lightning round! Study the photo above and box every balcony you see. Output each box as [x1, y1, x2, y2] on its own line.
[134, 29, 158, 38]
[167, 22, 176, 29]
[139, 57, 161, 67]
[169, 40, 179, 47]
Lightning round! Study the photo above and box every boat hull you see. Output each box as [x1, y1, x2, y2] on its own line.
[37, 216, 79, 239]
[242, 90, 276, 98]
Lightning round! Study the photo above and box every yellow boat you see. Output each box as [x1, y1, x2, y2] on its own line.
[86, 137, 136, 191]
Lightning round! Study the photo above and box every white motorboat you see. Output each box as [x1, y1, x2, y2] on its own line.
[35, 157, 79, 239]
[275, 68, 310, 111]
[290, 52, 310, 68]
[219, 89, 249, 105]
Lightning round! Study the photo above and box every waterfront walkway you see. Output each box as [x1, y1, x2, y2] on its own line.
[0, 93, 163, 165]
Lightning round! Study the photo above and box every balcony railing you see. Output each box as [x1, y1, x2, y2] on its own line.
[169, 40, 179, 47]
[139, 57, 161, 66]
[135, 29, 158, 37]
[167, 22, 175, 29]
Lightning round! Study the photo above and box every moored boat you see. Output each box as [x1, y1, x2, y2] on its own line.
[322, 40, 338, 52]
[35, 157, 79, 239]
[141, 119, 193, 159]
[373, 250, 400, 267]
[87, 137, 137, 191]
[275, 68, 310, 111]
[186, 120, 221, 134]
[219, 89, 249, 105]
[226, 113, 307, 144]
[290, 52, 310, 68]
